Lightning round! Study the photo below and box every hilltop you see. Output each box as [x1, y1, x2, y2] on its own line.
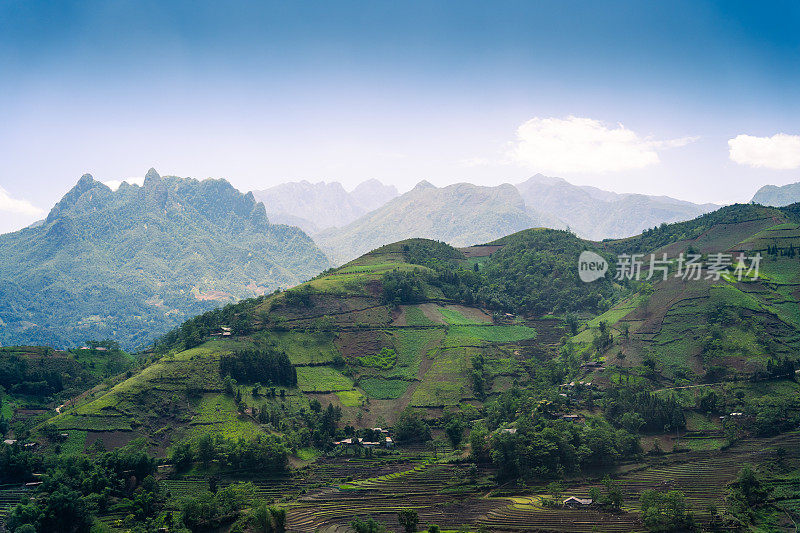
[0, 169, 329, 349]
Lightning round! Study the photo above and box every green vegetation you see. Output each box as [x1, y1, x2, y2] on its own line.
[357, 347, 397, 370]
[450, 325, 536, 343]
[359, 378, 409, 399]
[262, 331, 340, 365]
[5, 202, 800, 533]
[220, 347, 297, 386]
[402, 305, 436, 326]
[296, 367, 354, 392]
[0, 170, 329, 349]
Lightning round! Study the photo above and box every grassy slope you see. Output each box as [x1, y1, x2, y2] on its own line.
[46, 239, 544, 449]
[570, 211, 800, 455]
[45, 206, 800, 453]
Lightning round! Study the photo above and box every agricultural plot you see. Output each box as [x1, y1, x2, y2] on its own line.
[296, 367, 354, 393]
[358, 377, 409, 400]
[410, 346, 474, 407]
[184, 393, 261, 440]
[259, 330, 340, 366]
[401, 305, 437, 326]
[335, 389, 365, 407]
[385, 329, 443, 380]
[450, 325, 536, 343]
[0, 485, 29, 522]
[438, 306, 490, 325]
[59, 430, 87, 455]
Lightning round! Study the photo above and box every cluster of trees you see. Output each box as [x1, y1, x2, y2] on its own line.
[393, 410, 432, 443]
[6, 445, 158, 533]
[765, 243, 797, 258]
[604, 388, 686, 433]
[0, 352, 65, 396]
[402, 240, 465, 269]
[180, 481, 287, 532]
[382, 269, 426, 304]
[725, 465, 770, 526]
[170, 433, 289, 473]
[761, 357, 797, 380]
[475, 418, 639, 480]
[220, 348, 296, 386]
[0, 445, 44, 482]
[639, 489, 693, 532]
[155, 295, 266, 352]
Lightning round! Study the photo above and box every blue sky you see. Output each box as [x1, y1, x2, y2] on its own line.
[1, 1, 799, 232]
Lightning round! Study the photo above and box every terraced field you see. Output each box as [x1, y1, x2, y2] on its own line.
[251, 431, 800, 532]
[0, 485, 28, 522]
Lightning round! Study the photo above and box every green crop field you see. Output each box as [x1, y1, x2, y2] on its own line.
[335, 389, 365, 407]
[59, 430, 87, 455]
[185, 393, 259, 440]
[358, 377, 410, 399]
[386, 329, 443, 379]
[439, 308, 479, 325]
[450, 325, 537, 343]
[403, 305, 436, 326]
[296, 366, 354, 392]
[260, 330, 340, 365]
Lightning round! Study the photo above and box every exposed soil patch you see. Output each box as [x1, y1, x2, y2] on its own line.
[85, 430, 137, 451]
[335, 330, 390, 360]
[417, 303, 446, 324]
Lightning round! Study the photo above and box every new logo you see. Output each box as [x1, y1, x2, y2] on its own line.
[578, 251, 608, 282]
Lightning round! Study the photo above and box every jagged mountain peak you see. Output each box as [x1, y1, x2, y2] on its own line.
[45, 173, 111, 223]
[0, 171, 330, 348]
[144, 167, 161, 182]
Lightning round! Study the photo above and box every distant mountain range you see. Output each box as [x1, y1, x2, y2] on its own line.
[314, 181, 546, 264]
[253, 179, 399, 233]
[294, 174, 718, 264]
[751, 181, 800, 207]
[0, 170, 733, 346]
[0, 169, 329, 349]
[515, 174, 719, 241]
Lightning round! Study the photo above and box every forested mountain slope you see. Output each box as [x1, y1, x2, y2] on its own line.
[0, 169, 329, 349]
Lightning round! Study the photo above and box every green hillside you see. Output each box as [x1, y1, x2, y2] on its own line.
[44, 236, 568, 449]
[6, 206, 800, 533]
[0, 169, 329, 349]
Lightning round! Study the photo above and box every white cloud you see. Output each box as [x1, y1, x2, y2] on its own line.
[510, 116, 696, 173]
[0, 186, 45, 216]
[103, 176, 145, 191]
[728, 133, 800, 170]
